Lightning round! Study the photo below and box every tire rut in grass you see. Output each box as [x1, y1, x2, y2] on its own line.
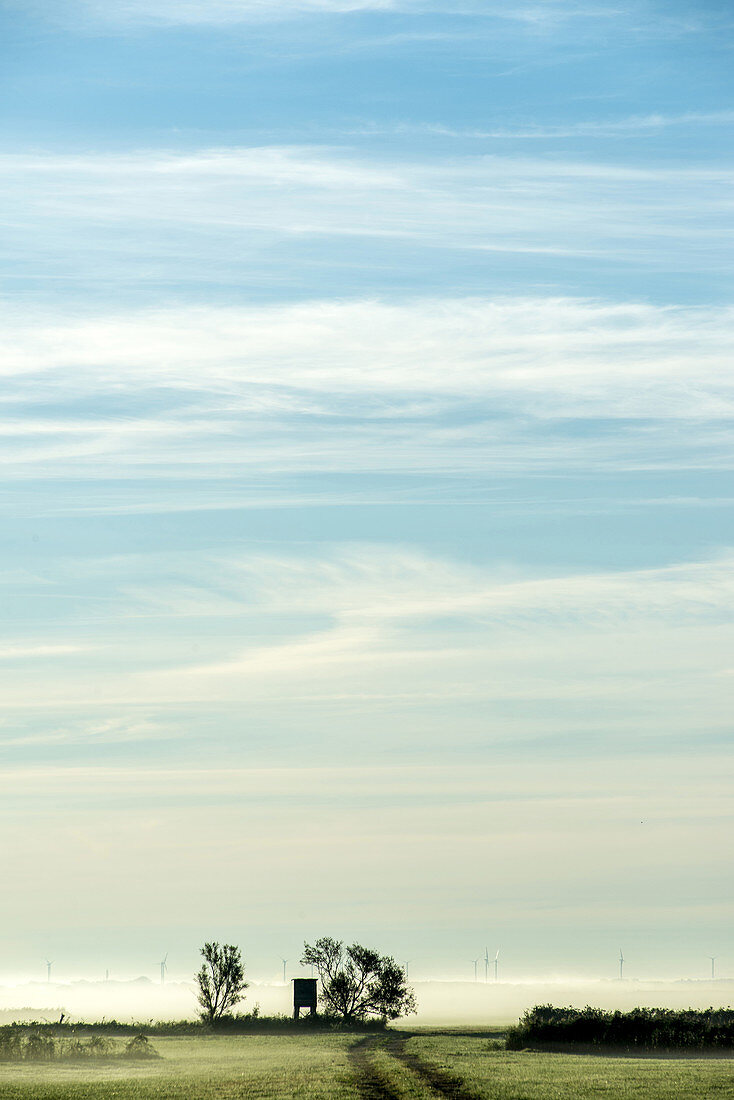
[348, 1035, 405, 1100]
[384, 1033, 483, 1100]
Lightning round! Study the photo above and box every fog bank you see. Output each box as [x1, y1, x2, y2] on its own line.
[408, 980, 734, 1026]
[0, 978, 732, 1027]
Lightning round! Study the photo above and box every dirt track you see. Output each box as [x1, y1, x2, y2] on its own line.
[348, 1035, 404, 1100]
[349, 1033, 483, 1100]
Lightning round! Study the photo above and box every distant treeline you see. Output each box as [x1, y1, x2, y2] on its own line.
[507, 1005, 734, 1051]
[0, 1028, 158, 1062]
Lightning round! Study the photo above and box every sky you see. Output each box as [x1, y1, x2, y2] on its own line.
[1, 0, 733, 991]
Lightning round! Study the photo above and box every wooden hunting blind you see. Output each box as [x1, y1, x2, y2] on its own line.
[292, 977, 317, 1018]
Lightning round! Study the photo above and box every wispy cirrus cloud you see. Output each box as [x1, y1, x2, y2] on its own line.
[113, 546, 734, 714]
[3, 147, 731, 298]
[0, 296, 732, 495]
[0, 716, 170, 748]
[1, 543, 730, 951]
[6, 295, 734, 403]
[215, 548, 734, 628]
[359, 110, 734, 140]
[25, 0, 625, 29]
[2, 545, 733, 721]
[106, 548, 734, 745]
[0, 643, 87, 660]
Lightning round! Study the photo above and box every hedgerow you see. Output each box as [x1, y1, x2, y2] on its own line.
[506, 1004, 734, 1050]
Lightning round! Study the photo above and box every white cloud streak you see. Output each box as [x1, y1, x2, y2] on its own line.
[6, 296, 730, 406]
[0, 643, 86, 660]
[135, 550, 734, 703]
[368, 110, 734, 140]
[1, 546, 732, 724]
[0, 547, 729, 946]
[1, 296, 732, 487]
[2, 146, 730, 290]
[31, 0, 622, 28]
[0, 717, 170, 748]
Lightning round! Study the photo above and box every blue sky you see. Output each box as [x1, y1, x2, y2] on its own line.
[1, 0, 733, 985]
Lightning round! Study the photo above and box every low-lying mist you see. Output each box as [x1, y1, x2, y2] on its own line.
[0, 977, 732, 1027]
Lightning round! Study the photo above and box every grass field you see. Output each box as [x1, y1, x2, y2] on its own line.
[0, 1031, 732, 1099]
[406, 1034, 734, 1099]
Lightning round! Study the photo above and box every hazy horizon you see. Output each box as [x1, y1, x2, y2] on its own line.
[1, 974, 733, 1028]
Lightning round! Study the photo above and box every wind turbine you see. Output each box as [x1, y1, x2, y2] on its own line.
[494, 950, 500, 982]
[619, 949, 624, 981]
[708, 956, 717, 980]
[281, 958, 288, 983]
[471, 958, 479, 982]
[484, 947, 489, 983]
[45, 960, 53, 984]
[160, 954, 168, 986]
[403, 961, 412, 980]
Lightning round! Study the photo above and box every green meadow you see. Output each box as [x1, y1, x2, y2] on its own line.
[0, 1031, 733, 1099]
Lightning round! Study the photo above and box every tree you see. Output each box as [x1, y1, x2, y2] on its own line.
[301, 937, 417, 1022]
[195, 942, 248, 1024]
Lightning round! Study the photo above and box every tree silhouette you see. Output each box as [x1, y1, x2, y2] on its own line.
[301, 937, 417, 1021]
[195, 942, 247, 1024]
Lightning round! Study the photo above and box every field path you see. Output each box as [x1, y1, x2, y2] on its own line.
[386, 1033, 485, 1099]
[349, 1033, 484, 1100]
[348, 1035, 406, 1099]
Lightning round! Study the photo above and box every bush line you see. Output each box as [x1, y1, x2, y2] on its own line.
[506, 1005, 734, 1051]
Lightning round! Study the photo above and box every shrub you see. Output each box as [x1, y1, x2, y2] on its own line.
[87, 1034, 113, 1056]
[0, 1027, 159, 1062]
[0, 1030, 22, 1062]
[123, 1034, 159, 1059]
[24, 1034, 55, 1061]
